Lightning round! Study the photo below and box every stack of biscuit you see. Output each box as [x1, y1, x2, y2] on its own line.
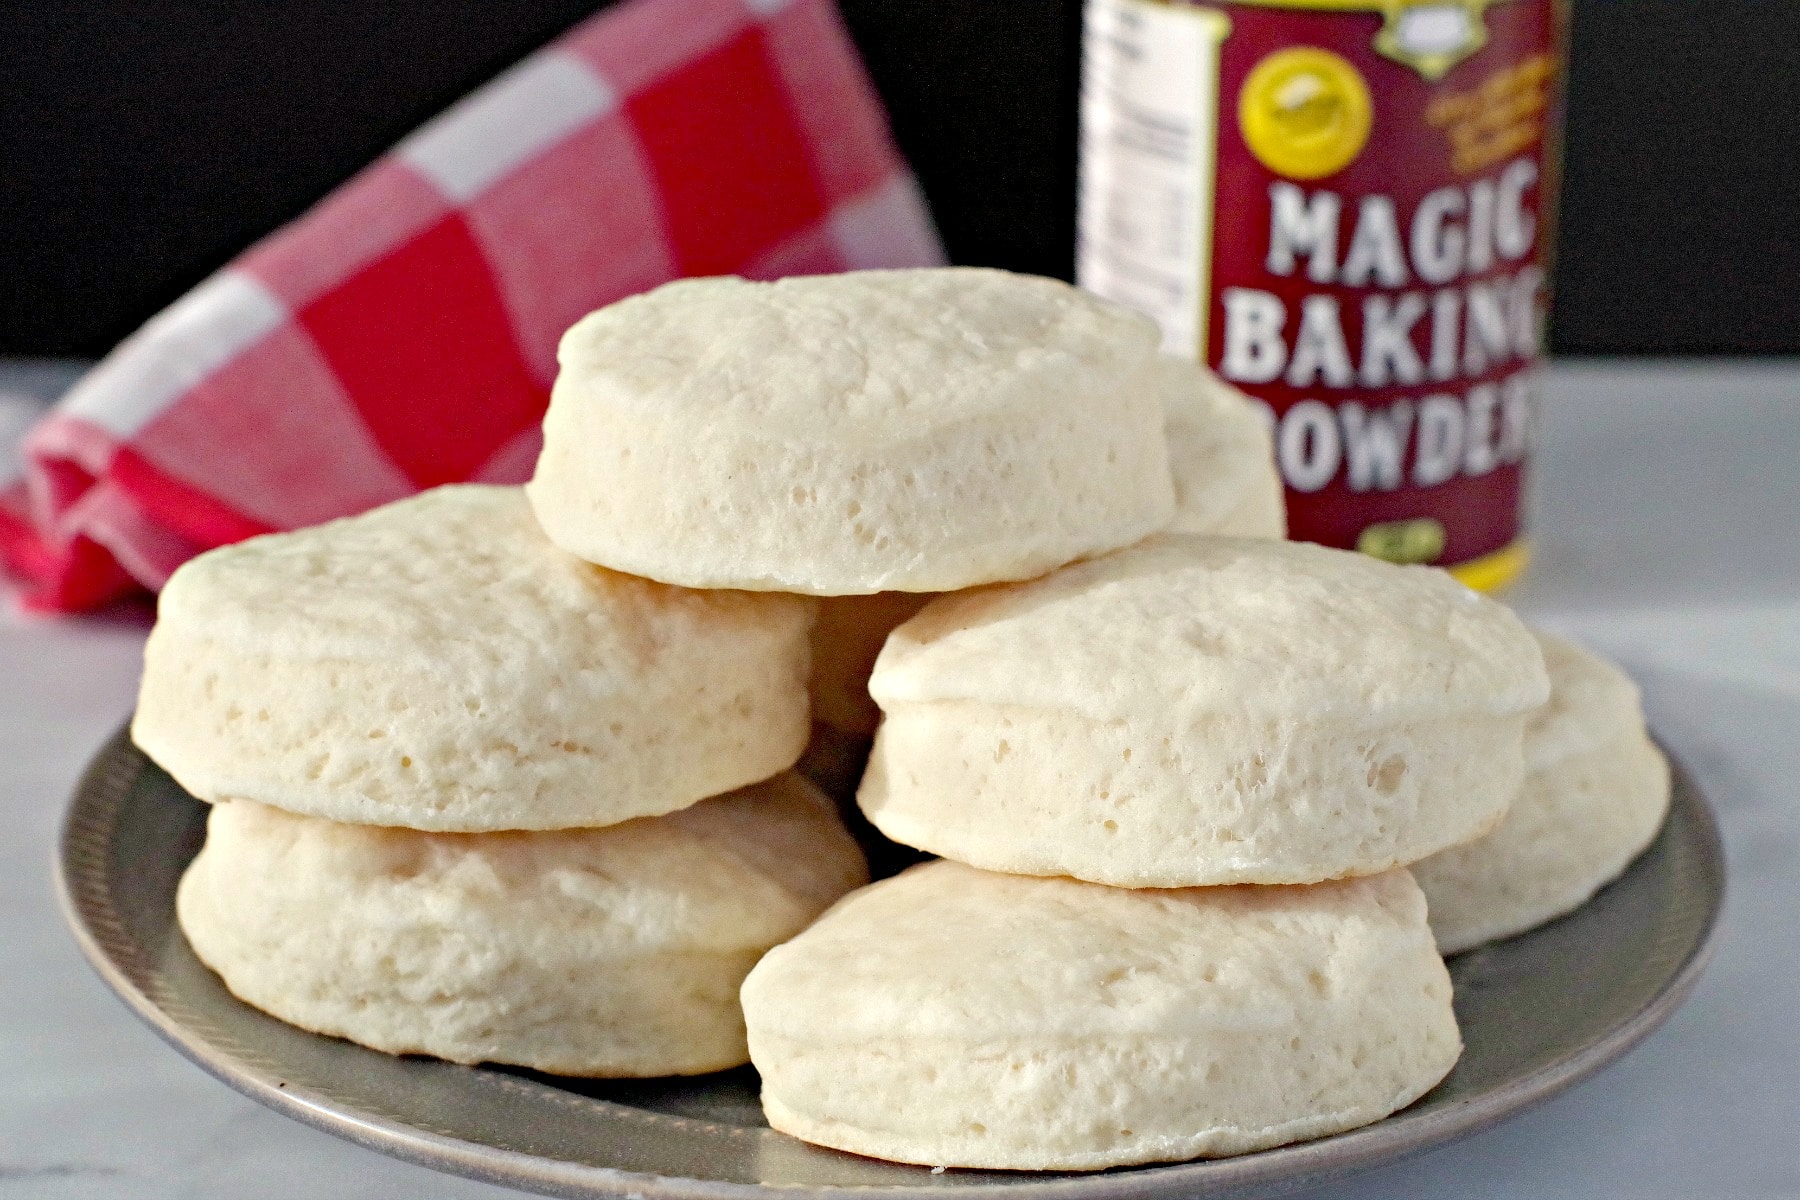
[137, 484, 869, 1077]
[136, 266, 1670, 1166]
[744, 534, 1552, 1168]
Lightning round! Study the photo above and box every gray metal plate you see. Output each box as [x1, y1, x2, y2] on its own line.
[56, 728, 1724, 1200]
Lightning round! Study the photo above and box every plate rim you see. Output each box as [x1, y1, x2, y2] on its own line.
[55, 725, 1727, 1200]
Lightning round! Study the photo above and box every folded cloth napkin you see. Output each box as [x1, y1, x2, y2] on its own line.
[0, 0, 943, 613]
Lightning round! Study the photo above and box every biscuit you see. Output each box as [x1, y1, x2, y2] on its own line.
[133, 485, 815, 832]
[860, 535, 1548, 886]
[527, 269, 1176, 594]
[1159, 359, 1286, 539]
[178, 775, 868, 1076]
[1413, 631, 1671, 954]
[742, 860, 1459, 1170]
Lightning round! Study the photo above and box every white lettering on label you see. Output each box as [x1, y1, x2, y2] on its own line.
[1277, 399, 1342, 492]
[1412, 393, 1465, 487]
[1411, 186, 1467, 286]
[1429, 289, 1462, 381]
[1220, 288, 1288, 383]
[1261, 163, 1538, 289]
[1228, 159, 1545, 393]
[1220, 268, 1543, 390]
[1257, 374, 1537, 496]
[1221, 156, 1544, 500]
[1495, 159, 1538, 260]
[1341, 195, 1409, 287]
[1360, 293, 1428, 387]
[1285, 295, 1355, 388]
[1466, 179, 1497, 275]
[1509, 266, 1545, 357]
[1266, 183, 1341, 283]
[1463, 382, 1502, 476]
[1497, 372, 1534, 460]
[1462, 279, 1513, 375]
[1339, 399, 1415, 492]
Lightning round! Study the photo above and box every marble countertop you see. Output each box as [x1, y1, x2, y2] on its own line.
[2, 361, 1796, 1199]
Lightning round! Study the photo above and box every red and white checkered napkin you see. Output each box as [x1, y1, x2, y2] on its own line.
[0, 0, 943, 613]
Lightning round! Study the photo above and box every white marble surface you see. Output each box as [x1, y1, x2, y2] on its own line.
[2, 361, 1796, 1198]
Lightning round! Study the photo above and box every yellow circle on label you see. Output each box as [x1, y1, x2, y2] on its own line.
[1238, 46, 1374, 180]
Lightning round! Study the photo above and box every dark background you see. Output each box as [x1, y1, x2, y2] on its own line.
[2, 2, 1796, 359]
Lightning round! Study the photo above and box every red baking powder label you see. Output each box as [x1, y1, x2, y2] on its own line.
[1079, 0, 1566, 584]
